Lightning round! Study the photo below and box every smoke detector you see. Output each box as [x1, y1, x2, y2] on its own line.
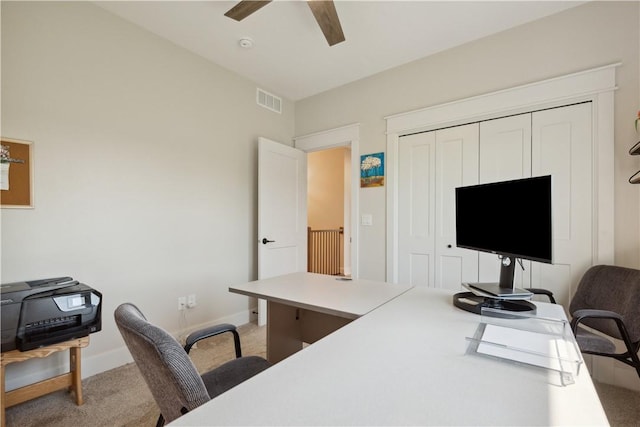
[239, 37, 254, 49]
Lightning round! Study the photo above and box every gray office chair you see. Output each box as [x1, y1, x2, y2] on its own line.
[568, 265, 640, 379]
[114, 303, 270, 426]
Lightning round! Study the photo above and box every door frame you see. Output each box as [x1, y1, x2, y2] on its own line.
[385, 63, 619, 283]
[294, 123, 360, 278]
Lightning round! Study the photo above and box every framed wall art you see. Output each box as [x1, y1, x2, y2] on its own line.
[360, 152, 384, 188]
[1, 138, 33, 208]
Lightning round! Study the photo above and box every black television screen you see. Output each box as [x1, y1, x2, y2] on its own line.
[455, 175, 552, 264]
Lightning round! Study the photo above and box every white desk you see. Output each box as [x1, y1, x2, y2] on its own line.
[229, 272, 413, 363]
[175, 281, 609, 426]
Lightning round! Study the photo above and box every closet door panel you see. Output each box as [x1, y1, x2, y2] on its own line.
[398, 132, 436, 287]
[531, 103, 593, 306]
[478, 114, 532, 287]
[479, 114, 532, 183]
[435, 124, 479, 290]
[408, 253, 430, 287]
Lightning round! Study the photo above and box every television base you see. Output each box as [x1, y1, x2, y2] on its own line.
[453, 291, 536, 316]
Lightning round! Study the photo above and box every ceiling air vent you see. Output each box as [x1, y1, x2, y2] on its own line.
[256, 88, 282, 114]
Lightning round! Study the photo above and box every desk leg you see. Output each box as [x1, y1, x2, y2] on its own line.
[267, 301, 303, 364]
[300, 310, 352, 344]
[69, 347, 83, 405]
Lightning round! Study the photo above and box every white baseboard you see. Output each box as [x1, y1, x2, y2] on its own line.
[4, 308, 256, 391]
[587, 353, 640, 392]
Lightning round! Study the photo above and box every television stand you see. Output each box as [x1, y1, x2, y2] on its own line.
[452, 291, 536, 315]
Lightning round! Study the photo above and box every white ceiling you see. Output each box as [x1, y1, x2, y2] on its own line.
[95, 1, 583, 101]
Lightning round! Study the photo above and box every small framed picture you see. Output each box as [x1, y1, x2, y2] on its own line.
[360, 152, 384, 188]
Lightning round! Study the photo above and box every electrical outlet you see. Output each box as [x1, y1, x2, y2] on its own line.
[187, 294, 196, 308]
[178, 296, 187, 311]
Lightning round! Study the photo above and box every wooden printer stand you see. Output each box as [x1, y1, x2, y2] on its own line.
[1, 336, 89, 427]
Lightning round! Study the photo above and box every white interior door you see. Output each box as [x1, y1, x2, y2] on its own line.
[397, 124, 479, 289]
[478, 113, 532, 287]
[434, 124, 480, 290]
[398, 132, 436, 286]
[258, 137, 307, 326]
[396, 104, 593, 299]
[531, 103, 592, 306]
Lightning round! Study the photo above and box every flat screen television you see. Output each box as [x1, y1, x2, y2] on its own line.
[453, 175, 553, 314]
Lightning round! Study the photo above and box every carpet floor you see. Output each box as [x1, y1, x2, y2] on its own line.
[5, 322, 640, 426]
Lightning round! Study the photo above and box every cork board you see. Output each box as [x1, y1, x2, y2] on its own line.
[1, 138, 33, 208]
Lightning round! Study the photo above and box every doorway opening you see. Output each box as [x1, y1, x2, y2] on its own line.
[294, 122, 360, 278]
[307, 146, 351, 276]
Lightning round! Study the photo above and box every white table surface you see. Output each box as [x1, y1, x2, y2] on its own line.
[229, 272, 413, 319]
[174, 286, 609, 426]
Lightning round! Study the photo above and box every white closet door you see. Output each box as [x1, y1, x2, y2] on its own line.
[531, 103, 593, 306]
[478, 113, 532, 287]
[396, 104, 592, 297]
[398, 132, 436, 287]
[435, 124, 479, 290]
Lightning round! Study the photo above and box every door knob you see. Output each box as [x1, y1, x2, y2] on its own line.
[262, 238, 275, 245]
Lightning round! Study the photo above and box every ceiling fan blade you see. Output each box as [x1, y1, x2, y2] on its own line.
[307, 0, 345, 46]
[225, 0, 272, 21]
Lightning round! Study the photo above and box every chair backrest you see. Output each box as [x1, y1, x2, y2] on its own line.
[569, 265, 640, 342]
[114, 303, 210, 424]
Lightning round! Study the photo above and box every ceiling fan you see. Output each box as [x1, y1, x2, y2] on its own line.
[224, 0, 345, 47]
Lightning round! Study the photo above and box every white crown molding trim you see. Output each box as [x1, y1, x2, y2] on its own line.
[385, 63, 620, 135]
[385, 63, 619, 283]
[294, 123, 360, 152]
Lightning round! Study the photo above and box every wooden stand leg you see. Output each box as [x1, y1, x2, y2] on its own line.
[1, 336, 88, 427]
[70, 347, 83, 405]
[1, 364, 6, 427]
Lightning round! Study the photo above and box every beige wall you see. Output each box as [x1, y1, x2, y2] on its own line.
[295, 1, 640, 280]
[1, 1, 294, 387]
[308, 147, 346, 230]
[1, 0, 639, 387]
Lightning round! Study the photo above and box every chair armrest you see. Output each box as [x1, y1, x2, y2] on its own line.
[571, 308, 640, 372]
[570, 309, 630, 342]
[571, 308, 622, 325]
[184, 323, 242, 357]
[526, 288, 556, 304]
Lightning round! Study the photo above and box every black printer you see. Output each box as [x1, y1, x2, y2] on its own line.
[1, 277, 102, 352]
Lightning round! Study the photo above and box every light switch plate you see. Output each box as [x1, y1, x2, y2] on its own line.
[361, 214, 373, 226]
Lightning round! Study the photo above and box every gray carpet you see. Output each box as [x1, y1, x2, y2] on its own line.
[5, 322, 640, 426]
[4, 322, 267, 427]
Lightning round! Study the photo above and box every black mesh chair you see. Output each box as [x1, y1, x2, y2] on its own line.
[115, 303, 270, 426]
[568, 265, 640, 379]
